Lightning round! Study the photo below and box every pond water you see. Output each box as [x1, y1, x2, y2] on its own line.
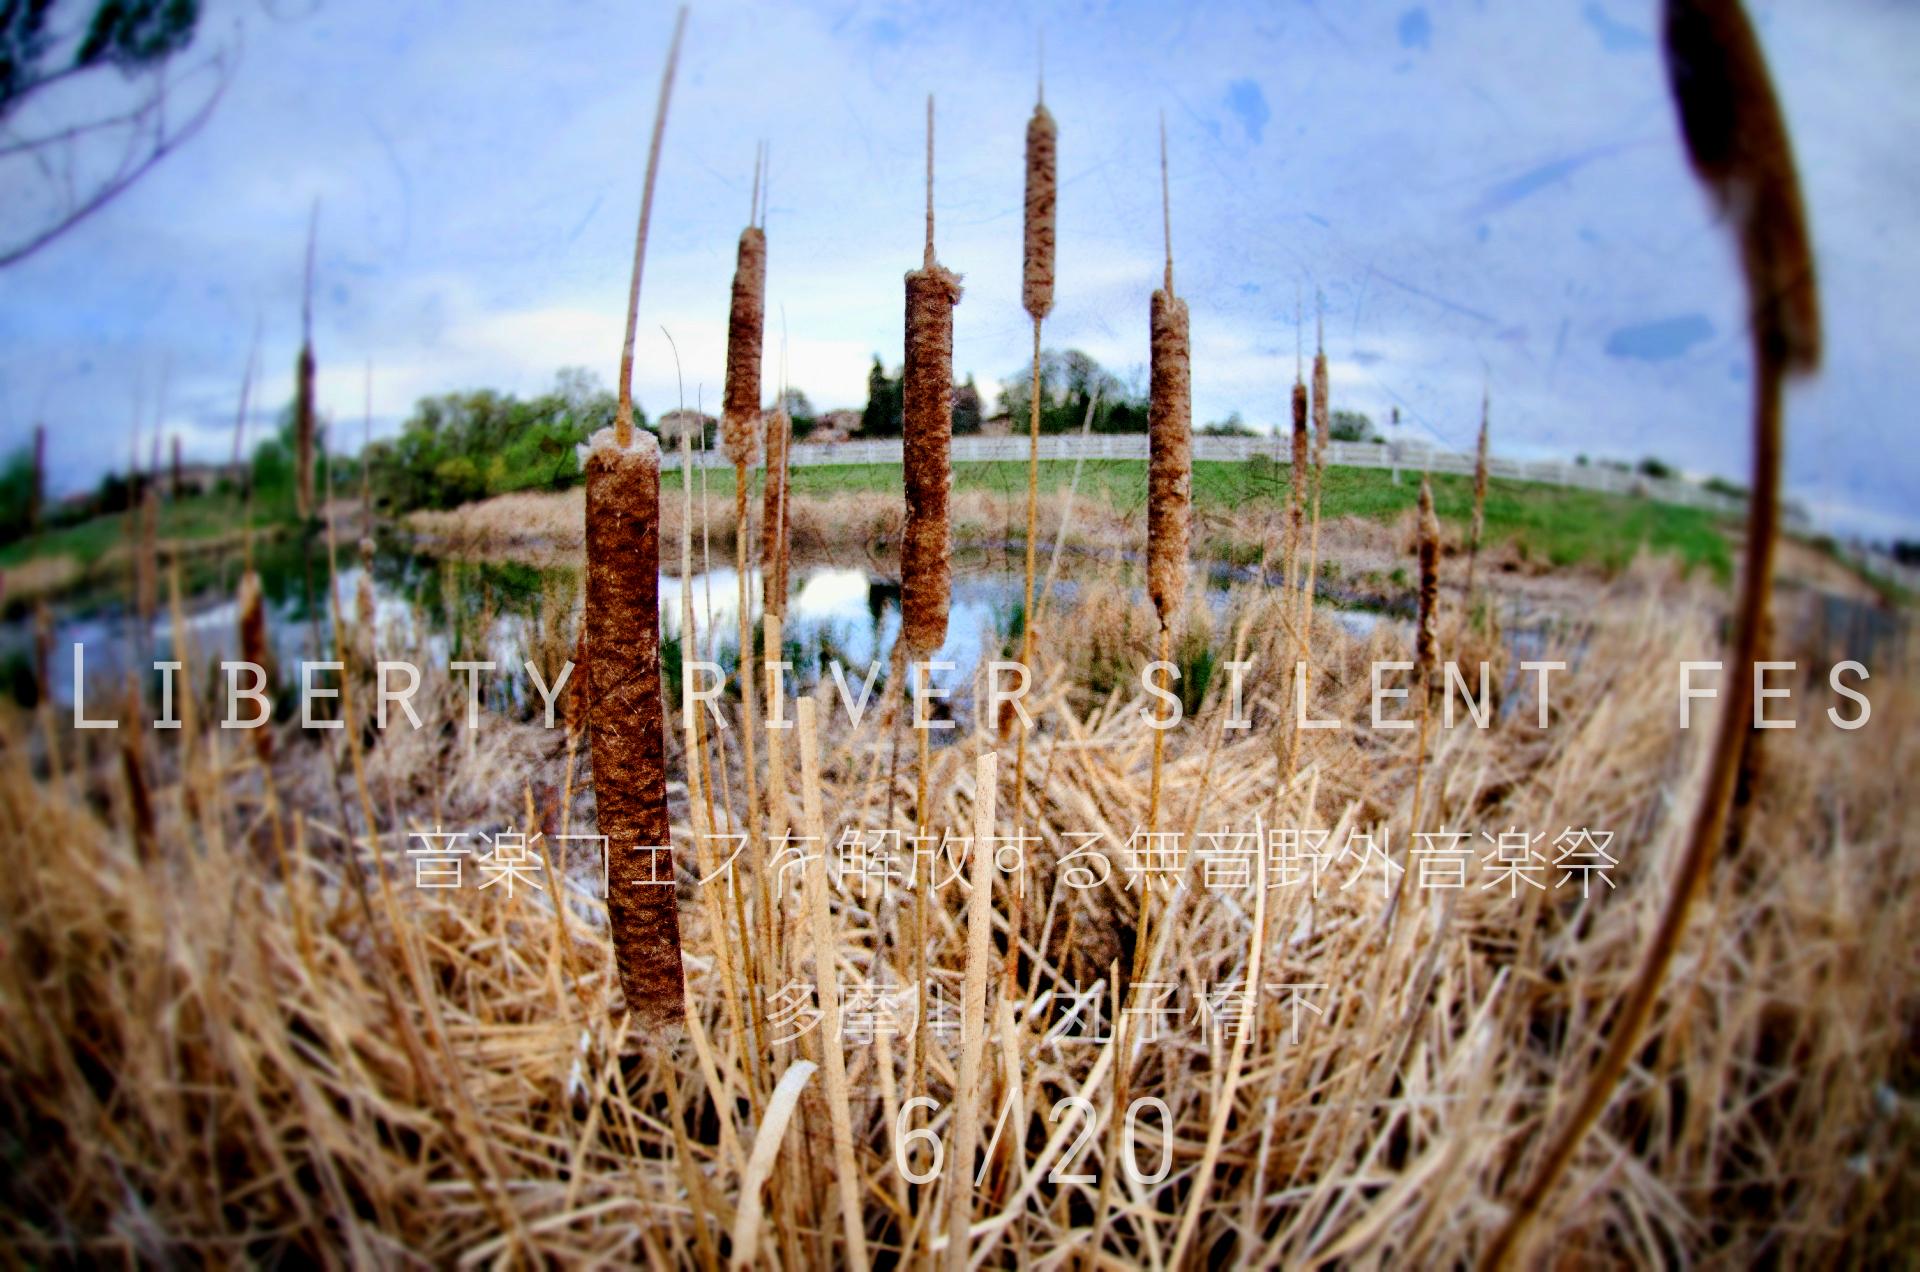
[8, 539, 1392, 711]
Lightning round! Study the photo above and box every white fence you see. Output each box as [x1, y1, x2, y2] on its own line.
[660, 431, 1775, 520]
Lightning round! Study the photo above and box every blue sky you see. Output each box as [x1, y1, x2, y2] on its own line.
[2, 0, 1917, 538]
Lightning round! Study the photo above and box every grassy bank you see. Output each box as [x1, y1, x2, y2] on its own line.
[0, 458, 1734, 602]
[651, 457, 1736, 577]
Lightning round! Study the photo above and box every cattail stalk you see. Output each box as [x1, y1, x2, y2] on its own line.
[900, 96, 959, 1112]
[947, 747, 999, 1272]
[584, 9, 687, 1029]
[294, 203, 318, 520]
[1399, 476, 1442, 915]
[29, 423, 43, 535]
[1485, 2, 1820, 1262]
[1146, 118, 1188, 856]
[902, 97, 962, 661]
[1415, 476, 1440, 691]
[1298, 304, 1333, 630]
[721, 152, 767, 842]
[1012, 80, 1056, 996]
[761, 407, 791, 614]
[1289, 312, 1334, 793]
[761, 403, 792, 898]
[1467, 389, 1490, 598]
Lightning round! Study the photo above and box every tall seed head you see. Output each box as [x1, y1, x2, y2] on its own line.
[721, 225, 767, 467]
[1663, 0, 1819, 372]
[761, 406, 792, 617]
[901, 264, 962, 655]
[582, 426, 685, 1025]
[1147, 287, 1192, 626]
[1023, 103, 1057, 321]
[1416, 476, 1440, 683]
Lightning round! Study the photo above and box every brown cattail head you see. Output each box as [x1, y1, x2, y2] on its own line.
[581, 425, 685, 1026]
[1147, 287, 1192, 626]
[1290, 377, 1309, 492]
[1471, 393, 1490, 552]
[1310, 317, 1329, 467]
[1416, 476, 1440, 683]
[901, 264, 963, 655]
[1022, 103, 1057, 321]
[237, 569, 274, 765]
[761, 406, 792, 617]
[721, 225, 767, 467]
[29, 424, 43, 535]
[294, 342, 316, 519]
[1663, 0, 1819, 373]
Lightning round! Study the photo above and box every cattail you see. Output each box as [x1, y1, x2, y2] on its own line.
[584, 426, 684, 1025]
[237, 569, 274, 765]
[1287, 375, 1308, 553]
[761, 406, 791, 616]
[170, 435, 182, 500]
[1311, 311, 1329, 470]
[28, 423, 43, 535]
[1146, 122, 1190, 629]
[901, 97, 962, 657]
[1664, 0, 1818, 373]
[1487, 7, 1822, 1263]
[719, 153, 767, 837]
[584, 8, 686, 1028]
[294, 203, 318, 520]
[1415, 476, 1439, 688]
[1022, 101, 1056, 321]
[1467, 390, 1490, 592]
[721, 223, 767, 468]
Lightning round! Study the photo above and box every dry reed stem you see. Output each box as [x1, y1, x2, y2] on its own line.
[798, 696, 871, 1272]
[582, 428, 684, 1027]
[613, 9, 686, 448]
[761, 406, 791, 614]
[947, 748, 998, 1272]
[728, 1058, 818, 1265]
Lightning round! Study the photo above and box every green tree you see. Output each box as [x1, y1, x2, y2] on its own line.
[1200, 411, 1254, 437]
[999, 348, 1146, 434]
[1329, 409, 1376, 442]
[860, 356, 903, 437]
[953, 374, 983, 435]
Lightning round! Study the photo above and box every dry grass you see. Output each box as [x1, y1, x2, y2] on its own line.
[0, 562, 1912, 1264]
